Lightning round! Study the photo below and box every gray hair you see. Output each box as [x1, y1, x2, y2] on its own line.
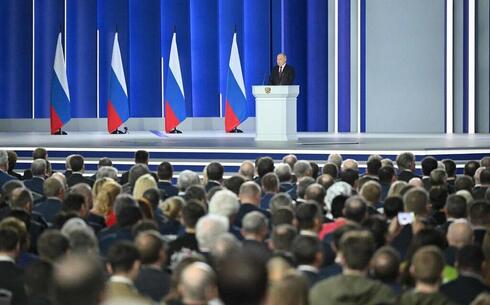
[178, 170, 200, 192]
[180, 262, 217, 303]
[0, 150, 8, 167]
[195, 214, 229, 252]
[96, 166, 118, 180]
[31, 159, 47, 176]
[396, 152, 415, 171]
[327, 153, 343, 169]
[270, 193, 293, 214]
[208, 189, 239, 218]
[293, 160, 312, 178]
[209, 233, 241, 260]
[274, 163, 292, 182]
[239, 161, 255, 180]
[242, 211, 268, 234]
[62, 219, 98, 255]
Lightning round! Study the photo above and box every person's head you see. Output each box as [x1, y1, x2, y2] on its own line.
[295, 203, 322, 232]
[54, 255, 106, 305]
[468, 200, 490, 227]
[262, 173, 280, 193]
[113, 194, 142, 227]
[386, 181, 408, 198]
[182, 200, 206, 229]
[396, 152, 416, 172]
[361, 215, 388, 249]
[276, 53, 287, 66]
[0, 150, 9, 171]
[209, 189, 239, 219]
[184, 185, 207, 205]
[421, 156, 438, 176]
[445, 194, 467, 219]
[63, 221, 99, 255]
[157, 161, 173, 180]
[304, 183, 326, 206]
[195, 214, 229, 252]
[257, 157, 275, 178]
[10, 187, 33, 212]
[340, 169, 359, 188]
[239, 181, 262, 206]
[270, 224, 297, 252]
[430, 169, 448, 187]
[474, 167, 486, 185]
[132, 174, 157, 200]
[455, 175, 475, 192]
[31, 159, 47, 177]
[378, 166, 396, 184]
[322, 162, 339, 179]
[6, 151, 17, 172]
[293, 161, 312, 179]
[327, 153, 343, 169]
[341, 159, 359, 172]
[411, 245, 444, 285]
[37, 230, 70, 262]
[0, 227, 20, 257]
[206, 162, 224, 182]
[69, 155, 84, 173]
[366, 155, 382, 176]
[429, 186, 448, 211]
[316, 174, 334, 191]
[178, 170, 200, 192]
[142, 187, 162, 210]
[239, 161, 255, 180]
[360, 181, 381, 205]
[135, 230, 166, 266]
[179, 262, 218, 304]
[63, 192, 88, 218]
[464, 160, 480, 178]
[282, 154, 297, 170]
[343, 196, 367, 223]
[330, 195, 347, 219]
[403, 188, 429, 216]
[456, 244, 484, 274]
[242, 211, 269, 241]
[480, 168, 490, 186]
[292, 235, 323, 267]
[93, 179, 121, 215]
[42, 177, 64, 199]
[134, 150, 149, 164]
[271, 207, 295, 226]
[296, 177, 315, 199]
[24, 260, 54, 299]
[442, 159, 457, 178]
[107, 241, 141, 280]
[383, 197, 404, 219]
[95, 166, 118, 181]
[267, 272, 308, 305]
[223, 175, 246, 195]
[338, 230, 375, 272]
[70, 183, 93, 210]
[447, 221, 473, 248]
[32, 147, 48, 160]
[160, 196, 185, 220]
[270, 193, 294, 214]
[217, 249, 268, 305]
[370, 246, 401, 284]
[128, 163, 151, 188]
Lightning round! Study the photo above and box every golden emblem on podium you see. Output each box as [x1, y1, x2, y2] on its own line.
[265, 87, 271, 94]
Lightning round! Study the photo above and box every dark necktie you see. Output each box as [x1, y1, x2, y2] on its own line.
[279, 66, 283, 78]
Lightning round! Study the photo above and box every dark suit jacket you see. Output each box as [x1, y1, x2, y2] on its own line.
[7, 170, 22, 180]
[32, 198, 62, 223]
[299, 268, 320, 288]
[24, 177, 45, 196]
[135, 266, 171, 302]
[441, 275, 489, 305]
[260, 193, 275, 210]
[473, 186, 488, 200]
[66, 173, 94, 187]
[268, 64, 295, 85]
[98, 226, 133, 257]
[158, 181, 178, 198]
[205, 181, 221, 193]
[0, 170, 16, 189]
[234, 203, 270, 228]
[398, 170, 418, 183]
[0, 261, 28, 305]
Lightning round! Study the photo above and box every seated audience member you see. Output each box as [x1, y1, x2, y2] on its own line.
[177, 170, 200, 196]
[6, 151, 22, 180]
[383, 197, 404, 220]
[269, 224, 297, 260]
[179, 262, 219, 305]
[282, 154, 298, 172]
[267, 272, 308, 305]
[295, 203, 323, 237]
[310, 230, 396, 305]
[255, 157, 275, 186]
[442, 159, 457, 186]
[275, 163, 294, 193]
[464, 160, 481, 179]
[438, 194, 467, 234]
[378, 165, 396, 201]
[24, 260, 53, 305]
[208, 189, 242, 240]
[327, 154, 343, 172]
[322, 162, 339, 181]
[53, 255, 106, 305]
[157, 161, 179, 197]
[271, 207, 295, 227]
[223, 175, 246, 196]
[23, 159, 47, 196]
[362, 215, 388, 249]
[316, 174, 335, 192]
[0, 228, 28, 305]
[33, 177, 64, 223]
[399, 246, 454, 305]
[474, 168, 490, 200]
[235, 182, 270, 228]
[120, 150, 152, 185]
[123, 163, 152, 195]
[430, 186, 449, 225]
[134, 230, 171, 302]
[195, 214, 229, 255]
[183, 185, 208, 206]
[66, 155, 93, 187]
[369, 246, 402, 294]
[360, 180, 383, 212]
[22, 148, 48, 181]
[421, 157, 439, 191]
[364, 155, 382, 180]
[295, 177, 315, 204]
[445, 221, 474, 266]
[238, 160, 255, 181]
[340, 169, 359, 190]
[468, 200, 490, 245]
[397, 152, 418, 182]
[205, 162, 224, 192]
[324, 181, 352, 216]
[441, 245, 489, 305]
[269, 193, 294, 214]
[61, 218, 99, 255]
[92, 157, 115, 180]
[241, 212, 269, 247]
[132, 174, 157, 201]
[91, 178, 121, 228]
[0, 217, 37, 269]
[158, 196, 184, 236]
[455, 175, 475, 193]
[37, 230, 70, 263]
[260, 173, 280, 210]
[304, 183, 326, 207]
[106, 241, 153, 305]
[341, 159, 359, 172]
[292, 235, 324, 287]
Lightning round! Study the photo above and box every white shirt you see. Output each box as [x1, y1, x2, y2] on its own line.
[109, 275, 134, 286]
[0, 255, 15, 264]
[279, 63, 286, 73]
[298, 265, 319, 274]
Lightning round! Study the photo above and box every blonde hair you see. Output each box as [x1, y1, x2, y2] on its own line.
[133, 174, 157, 200]
[92, 177, 114, 198]
[94, 180, 121, 215]
[159, 196, 185, 220]
[0, 217, 29, 250]
[387, 181, 408, 198]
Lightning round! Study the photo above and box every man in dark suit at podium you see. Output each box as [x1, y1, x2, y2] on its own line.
[268, 53, 295, 85]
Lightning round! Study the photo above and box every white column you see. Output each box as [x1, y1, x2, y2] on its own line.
[468, 0, 476, 134]
[446, 0, 454, 134]
[334, 0, 339, 133]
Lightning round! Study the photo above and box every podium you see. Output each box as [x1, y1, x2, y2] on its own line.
[252, 85, 299, 141]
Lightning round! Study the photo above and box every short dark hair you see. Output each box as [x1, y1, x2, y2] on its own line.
[262, 173, 279, 193]
[367, 156, 382, 176]
[456, 244, 484, 273]
[429, 186, 448, 211]
[331, 195, 348, 219]
[309, 162, 320, 179]
[37, 230, 70, 262]
[412, 246, 444, 284]
[136, 231, 164, 265]
[157, 161, 173, 180]
[224, 175, 246, 195]
[378, 166, 395, 183]
[129, 164, 151, 187]
[257, 157, 275, 178]
[69, 155, 84, 172]
[297, 177, 315, 199]
[271, 208, 295, 226]
[107, 241, 141, 273]
[341, 169, 359, 187]
[343, 196, 367, 223]
[383, 197, 404, 219]
[271, 224, 297, 251]
[0, 227, 19, 252]
[480, 168, 490, 185]
[322, 163, 338, 179]
[421, 157, 438, 176]
[295, 203, 321, 230]
[442, 159, 456, 177]
[445, 194, 467, 218]
[370, 246, 401, 283]
[339, 230, 375, 271]
[361, 215, 388, 249]
[7, 151, 17, 171]
[217, 249, 268, 305]
[292, 235, 322, 265]
[182, 200, 206, 229]
[469, 200, 490, 226]
[135, 150, 149, 164]
[143, 188, 162, 210]
[184, 185, 207, 204]
[98, 157, 112, 168]
[207, 162, 224, 181]
[464, 160, 480, 178]
[32, 147, 47, 160]
[62, 192, 86, 213]
[304, 183, 326, 206]
[455, 175, 474, 192]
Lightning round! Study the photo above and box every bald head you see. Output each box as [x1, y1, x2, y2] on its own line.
[239, 161, 255, 180]
[239, 181, 261, 206]
[179, 262, 217, 304]
[447, 221, 474, 248]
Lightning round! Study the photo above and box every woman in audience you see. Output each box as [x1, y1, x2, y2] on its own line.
[158, 196, 185, 236]
[90, 178, 121, 227]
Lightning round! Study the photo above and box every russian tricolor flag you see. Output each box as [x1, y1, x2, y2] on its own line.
[50, 33, 71, 134]
[107, 33, 129, 134]
[165, 32, 187, 133]
[225, 32, 247, 132]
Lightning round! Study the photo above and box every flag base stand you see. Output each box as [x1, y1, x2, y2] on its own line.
[52, 129, 68, 135]
[169, 128, 183, 134]
[228, 128, 243, 133]
[111, 127, 128, 134]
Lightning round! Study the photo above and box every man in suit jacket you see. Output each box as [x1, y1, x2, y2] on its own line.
[32, 177, 64, 223]
[134, 231, 171, 302]
[0, 228, 28, 305]
[293, 235, 324, 288]
[6, 151, 22, 180]
[205, 162, 224, 193]
[156, 161, 178, 198]
[396, 152, 418, 182]
[106, 241, 153, 305]
[66, 155, 94, 187]
[268, 53, 295, 86]
[23, 159, 47, 196]
[0, 150, 16, 189]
